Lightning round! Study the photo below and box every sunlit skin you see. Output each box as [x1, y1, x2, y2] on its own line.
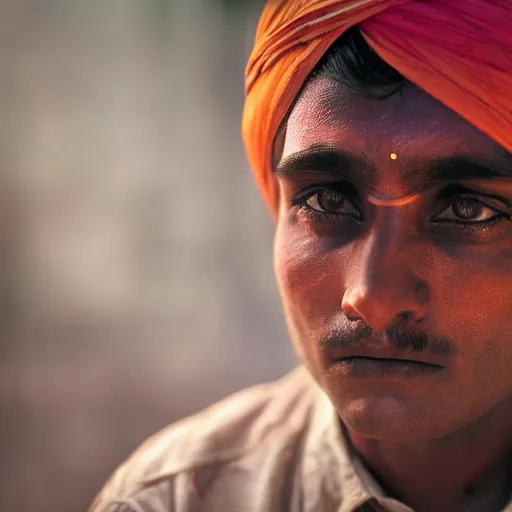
[274, 77, 512, 511]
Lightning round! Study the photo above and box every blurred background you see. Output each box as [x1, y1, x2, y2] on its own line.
[0, 1, 297, 511]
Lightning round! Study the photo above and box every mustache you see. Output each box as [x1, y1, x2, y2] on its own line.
[320, 322, 456, 357]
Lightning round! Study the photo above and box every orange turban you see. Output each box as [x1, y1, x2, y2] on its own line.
[242, 0, 512, 214]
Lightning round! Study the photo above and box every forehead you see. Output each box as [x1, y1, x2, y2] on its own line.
[282, 77, 506, 165]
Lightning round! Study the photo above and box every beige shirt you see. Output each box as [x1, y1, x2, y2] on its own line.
[89, 366, 511, 512]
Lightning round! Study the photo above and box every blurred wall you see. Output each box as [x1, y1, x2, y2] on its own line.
[0, 2, 297, 511]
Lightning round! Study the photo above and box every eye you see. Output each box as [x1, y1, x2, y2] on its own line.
[434, 196, 504, 224]
[304, 189, 361, 219]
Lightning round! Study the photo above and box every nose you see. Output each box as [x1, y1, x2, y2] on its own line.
[341, 230, 429, 332]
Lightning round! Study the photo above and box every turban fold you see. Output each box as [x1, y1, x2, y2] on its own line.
[242, 0, 512, 213]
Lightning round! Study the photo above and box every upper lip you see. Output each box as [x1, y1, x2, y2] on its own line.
[325, 343, 445, 368]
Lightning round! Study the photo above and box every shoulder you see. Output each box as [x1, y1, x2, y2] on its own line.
[89, 366, 320, 511]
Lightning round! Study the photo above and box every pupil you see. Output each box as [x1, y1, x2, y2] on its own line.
[453, 199, 479, 219]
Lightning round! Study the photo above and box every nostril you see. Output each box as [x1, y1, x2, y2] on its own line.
[399, 311, 413, 322]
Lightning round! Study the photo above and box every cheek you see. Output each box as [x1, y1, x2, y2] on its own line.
[449, 277, 512, 330]
[274, 215, 346, 332]
[427, 250, 512, 379]
[449, 273, 512, 403]
[430, 247, 512, 331]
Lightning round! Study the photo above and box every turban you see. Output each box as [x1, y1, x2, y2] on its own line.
[242, 0, 512, 214]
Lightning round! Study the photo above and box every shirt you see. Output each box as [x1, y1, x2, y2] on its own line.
[89, 366, 512, 512]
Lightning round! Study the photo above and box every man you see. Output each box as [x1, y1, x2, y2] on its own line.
[90, 1, 512, 511]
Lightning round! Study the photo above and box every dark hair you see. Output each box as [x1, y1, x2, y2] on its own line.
[309, 26, 407, 99]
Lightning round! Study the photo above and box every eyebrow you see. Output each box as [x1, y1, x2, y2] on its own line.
[275, 145, 512, 189]
[275, 146, 373, 182]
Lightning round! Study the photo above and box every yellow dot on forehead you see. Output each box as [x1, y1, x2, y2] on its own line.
[390, 153, 398, 160]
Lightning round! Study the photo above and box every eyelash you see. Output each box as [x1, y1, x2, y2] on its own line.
[292, 187, 510, 228]
[292, 186, 360, 223]
[297, 205, 342, 224]
[433, 196, 509, 227]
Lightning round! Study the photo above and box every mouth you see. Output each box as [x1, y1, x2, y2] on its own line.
[334, 355, 444, 378]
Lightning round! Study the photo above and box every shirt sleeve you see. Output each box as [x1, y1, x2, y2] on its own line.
[88, 471, 177, 512]
[89, 501, 139, 512]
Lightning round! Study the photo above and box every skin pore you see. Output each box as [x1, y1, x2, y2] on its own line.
[274, 77, 512, 511]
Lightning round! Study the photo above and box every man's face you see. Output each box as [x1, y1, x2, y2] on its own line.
[274, 77, 512, 442]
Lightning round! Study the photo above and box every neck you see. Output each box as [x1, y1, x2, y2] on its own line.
[347, 399, 512, 512]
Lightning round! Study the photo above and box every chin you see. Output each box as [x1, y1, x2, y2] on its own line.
[336, 395, 449, 443]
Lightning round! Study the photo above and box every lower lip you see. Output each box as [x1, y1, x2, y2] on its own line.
[334, 356, 443, 378]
